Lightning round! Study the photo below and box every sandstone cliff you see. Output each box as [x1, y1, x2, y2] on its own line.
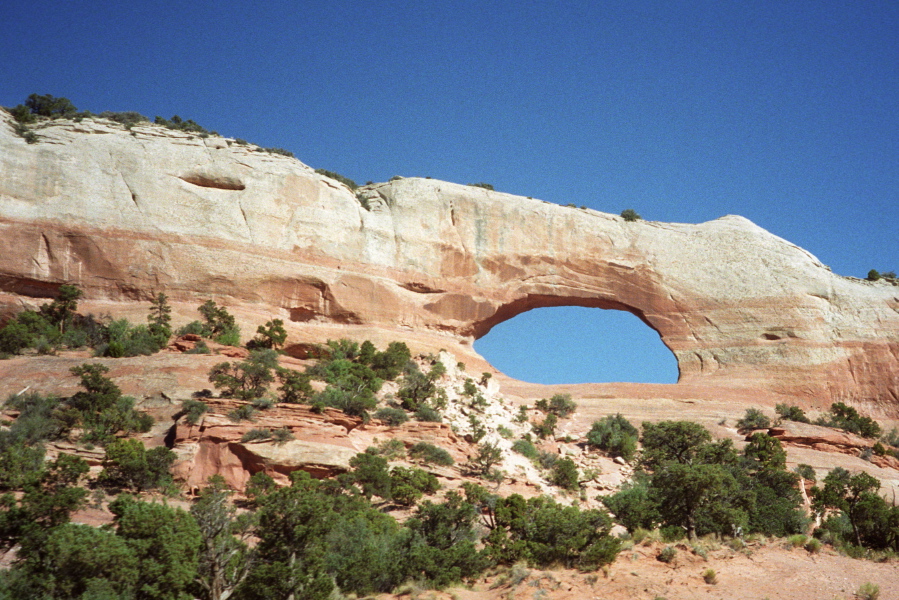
[2, 111, 898, 411]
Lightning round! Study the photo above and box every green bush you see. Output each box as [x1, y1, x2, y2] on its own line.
[99, 110, 149, 127]
[209, 349, 279, 400]
[409, 442, 454, 466]
[794, 463, 816, 482]
[374, 407, 409, 426]
[247, 319, 287, 350]
[587, 413, 638, 460]
[534, 394, 577, 418]
[550, 457, 580, 490]
[276, 368, 313, 403]
[532, 412, 557, 440]
[97, 439, 175, 491]
[271, 427, 295, 444]
[181, 399, 208, 426]
[736, 408, 771, 432]
[414, 403, 442, 422]
[775, 403, 810, 423]
[485, 494, 621, 570]
[227, 405, 257, 422]
[24, 93, 78, 118]
[241, 428, 272, 443]
[176, 320, 207, 336]
[154, 114, 209, 134]
[315, 168, 358, 190]
[657, 546, 676, 563]
[620, 209, 641, 222]
[857, 582, 880, 600]
[197, 299, 240, 344]
[511, 438, 539, 460]
[389, 466, 440, 506]
[468, 182, 494, 190]
[815, 402, 881, 439]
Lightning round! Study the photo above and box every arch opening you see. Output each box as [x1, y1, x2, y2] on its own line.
[472, 306, 680, 384]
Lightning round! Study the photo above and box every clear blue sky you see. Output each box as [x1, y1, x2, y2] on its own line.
[2, 1, 896, 384]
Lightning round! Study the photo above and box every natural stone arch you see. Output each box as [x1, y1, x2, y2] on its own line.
[0, 115, 897, 411]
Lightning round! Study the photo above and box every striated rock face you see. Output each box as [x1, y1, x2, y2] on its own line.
[764, 422, 899, 470]
[171, 399, 470, 491]
[2, 112, 899, 411]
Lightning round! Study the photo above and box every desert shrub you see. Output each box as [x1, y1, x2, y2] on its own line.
[97, 318, 162, 357]
[247, 319, 287, 350]
[197, 299, 240, 344]
[6, 103, 35, 123]
[550, 457, 580, 490]
[227, 405, 257, 422]
[534, 394, 577, 418]
[535, 450, 558, 470]
[0, 319, 32, 355]
[486, 494, 621, 570]
[251, 397, 274, 410]
[209, 349, 278, 400]
[466, 442, 503, 477]
[804, 537, 822, 553]
[390, 466, 440, 506]
[397, 363, 436, 411]
[176, 320, 207, 336]
[312, 385, 377, 421]
[241, 428, 272, 443]
[181, 399, 208, 426]
[67, 363, 153, 443]
[657, 546, 676, 563]
[99, 110, 149, 127]
[702, 568, 717, 584]
[775, 403, 810, 423]
[814, 402, 881, 439]
[374, 407, 408, 426]
[315, 168, 358, 189]
[24, 93, 78, 118]
[736, 408, 771, 432]
[409, 442, 454, 466]
[793, 463, 816, 482]
[620, 208, 641, 221]
[276, 368, 313, 403]
[532, 412, 557, 440]
[97, 439, 175, 491]
[268, 427, 294, 445]
[857, 582, 880, 600]
[811, 467, 899, 551]
[587, 413, 639, 460]
[262, 147, 294, 157]
[514, 405, 529, 423]
[512, 438, 539, 460]
[154, 114, 210, 134]
[370, 438, 406, 460]
[468, 182, 494, 190]
[602, 473, 659, 533]
[882, 427, 899, 448]
[414, 403, 442, 423]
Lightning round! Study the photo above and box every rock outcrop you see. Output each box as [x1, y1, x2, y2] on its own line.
[171, 399, 471, 491]
[764, 421, 899, 470]
[2, 112, 899, 412]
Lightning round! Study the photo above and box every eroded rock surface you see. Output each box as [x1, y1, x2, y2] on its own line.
[2, 112, 898, 411]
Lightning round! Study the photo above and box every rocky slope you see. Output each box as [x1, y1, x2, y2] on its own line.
[2, 111, 899, 413]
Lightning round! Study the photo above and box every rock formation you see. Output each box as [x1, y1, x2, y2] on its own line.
[2, 111, 899, 412]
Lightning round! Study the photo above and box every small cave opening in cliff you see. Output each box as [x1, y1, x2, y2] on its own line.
[473, 306, 679, 384]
